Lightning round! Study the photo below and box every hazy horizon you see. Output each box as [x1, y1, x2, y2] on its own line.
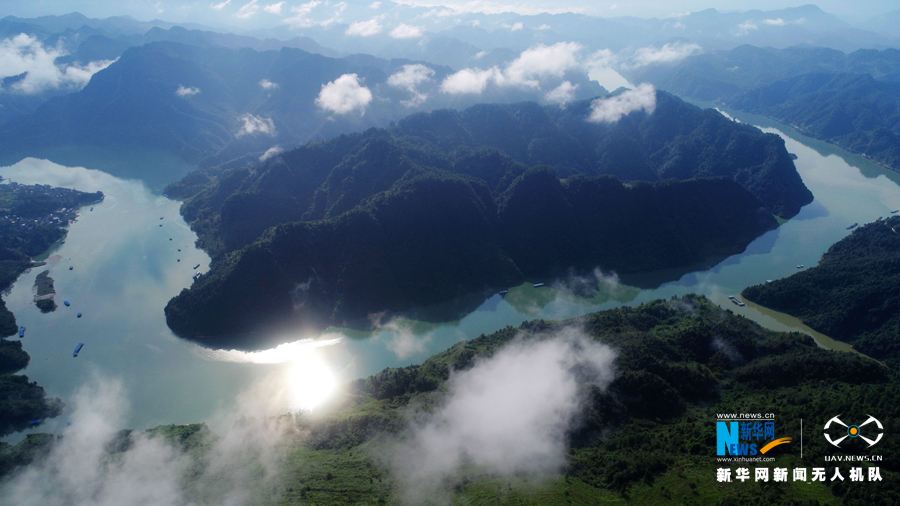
[1, 0, 897, 31]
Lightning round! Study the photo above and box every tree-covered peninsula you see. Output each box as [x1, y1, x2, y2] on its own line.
[743, 216, 900, 369]
[164, 92, 812, 340]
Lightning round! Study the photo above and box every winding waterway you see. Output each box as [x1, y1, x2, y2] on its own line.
[3, 109, 899, 442]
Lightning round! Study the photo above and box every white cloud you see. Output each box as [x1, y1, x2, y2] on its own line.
[0, 34, 115, 94]
[388, 64, 434, 106]
[390, 24, 424, 39]
[536, 24, 551, 30]
[369, 1, 381, 8]
[236, 0, 259, 18]
[259, 79, 278, 90]
[0, 375, 295, 506]
[175, 85, 200, 96]
[764, 18, 785, 25]
[545, 81, 577, 105]
[736, 20, 758, 35]
[346, 16, 383, 36]
[440, 67, 500, 94]
[588, 83, 656, 123]
[502, 41, 582, 87]
[211, 0, 231, 10]
[237, 114, 276, 136]
[320, 2, 347, 26]
[629, 42, 701, 67]
[315, 73, 373, 115]
[259, 145, 284, 161]
[440, 42, 583, 94]
[263, 1, 284, 14]
[389, 329, 616, 502]
[500, 21, 523, 31]
[284, 0, 321, 28]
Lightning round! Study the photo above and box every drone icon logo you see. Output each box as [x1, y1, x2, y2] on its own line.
[824, 415, 883, 448]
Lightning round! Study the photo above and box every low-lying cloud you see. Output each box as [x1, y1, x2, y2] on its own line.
[544, 80, 578, 105]
[0, 375, 293, 506]
[236, 0, 260, 18]
[552, 267, 627, 299]
[387, 64, 434, 106]
[0, 34, 115, 94]
[175, 85, 200, 97]
[259, 78, 278, 90]
[315, 73, 372, 115]
[264, 1, 284, 14]
[439, 42, 586, 96]
[588, 83, 656, 123]
[389, 329, 616, 503]
[236, 113, 276, 136]
[346, 16, 383, 36]
[390, 23, 424, 39]
[629, 42, 701, 67]
[283, 0, 322, 28]
[736, 20, 759, 35]
[259, 145, 284, 161]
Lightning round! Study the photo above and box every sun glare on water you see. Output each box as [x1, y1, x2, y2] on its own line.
[197, 336, 342, 411]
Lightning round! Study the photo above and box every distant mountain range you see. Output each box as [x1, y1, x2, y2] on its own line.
[163, 92, 811, 340]
[0, 37, 604, 167]
[630, 45, 900, 171]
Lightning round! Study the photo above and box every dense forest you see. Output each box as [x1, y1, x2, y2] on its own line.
[164, 92, 811, 339]
[728, 73, 900, 170]
[743, 216, 900, 369]
[630, 46, 900, 170]
[7, 295, 898, 504]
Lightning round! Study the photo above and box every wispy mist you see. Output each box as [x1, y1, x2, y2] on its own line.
[387, 328, 616, 504]
[0, 375, 296, 506]
[0, 34, 115, 94]
[588, 83, 656, 123]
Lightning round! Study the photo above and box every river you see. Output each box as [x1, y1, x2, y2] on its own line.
[2, 110, 899, 442]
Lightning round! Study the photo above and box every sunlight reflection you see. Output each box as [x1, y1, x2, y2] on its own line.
[196, 335, 343, 410]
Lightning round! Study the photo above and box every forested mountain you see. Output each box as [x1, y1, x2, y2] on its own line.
[163, 93, 810, 339]
[630, 45, 900, 170]
[626, 45, 900, 102]
[728, 73, 900, 170]
[743, 216, 900, 369]
[10, 296, 899, 503]
[0, 38, 605, 167]
[0, 42, 451, 165]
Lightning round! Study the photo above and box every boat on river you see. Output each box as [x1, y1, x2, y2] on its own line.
[18, 326, 25, 337]
[73, 343, 83, 357]
[847, 223, 858, 229]
[533, 283, 545, 288]
[499, 290, 508, 295]
[77, 312, 82, 318]
[64, 301, 70, 307]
